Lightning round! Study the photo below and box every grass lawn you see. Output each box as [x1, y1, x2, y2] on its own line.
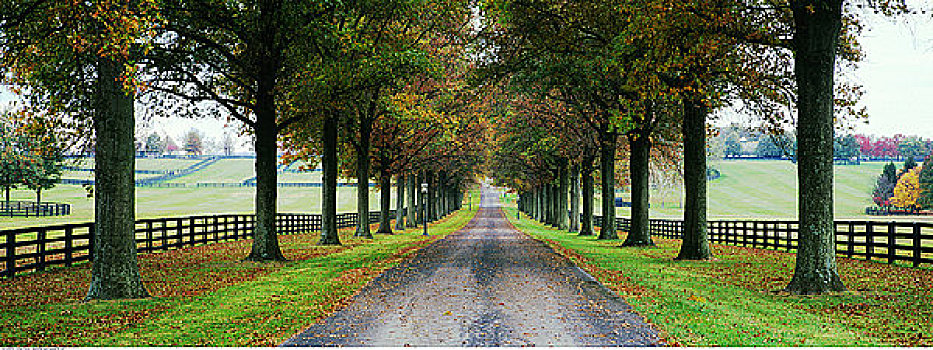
[0, 185, 398, 230]
[0, 193, 479, 346]
[504, 206, 933, 346]
[167, 159, 257, 183]
[598, 160, 932, 221]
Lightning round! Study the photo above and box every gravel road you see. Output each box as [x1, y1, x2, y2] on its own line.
[281, 187, 660, 347]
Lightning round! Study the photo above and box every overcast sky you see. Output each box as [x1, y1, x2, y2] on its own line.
[2, 5, 933, 147]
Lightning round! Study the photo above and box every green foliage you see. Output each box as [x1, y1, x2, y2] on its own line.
[904, 157, 918, 172]
[145, 132, 164, 155]
[0, 111, 64, 203]
[183, 129, 203, 156]
[883, 162, 898, 183]
[834, 134, 861, 159]
[918, 156, 933, 210]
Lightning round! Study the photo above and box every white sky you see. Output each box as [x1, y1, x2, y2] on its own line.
[2, 5, 933, 146]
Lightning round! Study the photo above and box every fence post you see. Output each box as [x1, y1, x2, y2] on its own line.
[5, 230, 15, 278]
[867, 224, 874, 261]
[65, 226, 73, 267]
[146, 221, 153, 253]
[913, 223, 922, 268]
[848, 223, 855, 258]
[888, 221, 896, 265]
[37, 228, 46, 271]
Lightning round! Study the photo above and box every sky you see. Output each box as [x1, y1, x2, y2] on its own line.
[2, 5, 933, 148]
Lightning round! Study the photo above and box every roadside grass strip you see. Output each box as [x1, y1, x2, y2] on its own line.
[504, 207, 933, 347]
[0, 202, 477, 346]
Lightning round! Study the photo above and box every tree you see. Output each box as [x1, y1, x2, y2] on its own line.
[0, 114, 26, 212]
[183, 129, 203, 156]
[897, 136, 929, 161]
[891, 165, 922, 210]
[145, 132, 164, 155]
[19, 113, 65, 205]
[142, 0, 348, 260]
[834, 134, 860, 160]
[918, 156, 933, 210]
[164, 135, 179, 155]
[905, 156, 918, 172]
[872, 173, 896, 208]
[1, 0, 155, 300]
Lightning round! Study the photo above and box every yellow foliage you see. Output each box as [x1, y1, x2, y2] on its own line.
[891, 166, 923, 208]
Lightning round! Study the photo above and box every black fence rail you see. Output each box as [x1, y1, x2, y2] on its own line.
[1, 201, 71, 217]
[1, 207, 428, 278]
[583, 214, 933, 268]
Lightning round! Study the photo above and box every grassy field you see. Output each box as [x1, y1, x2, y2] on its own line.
[505, 206, 933, 346]
[605, 160, 924, 220]
[0, 185, 398, 229]
[0, 193, 479, 346]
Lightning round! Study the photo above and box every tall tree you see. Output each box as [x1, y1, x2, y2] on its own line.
[1, 0, 155, 300]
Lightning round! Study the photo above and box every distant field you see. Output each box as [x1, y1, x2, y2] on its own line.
[598, 160, 930, 221]
[167, 158, 255, 183]
[65, 158, 200, 171]
[0, 185, 396, 230]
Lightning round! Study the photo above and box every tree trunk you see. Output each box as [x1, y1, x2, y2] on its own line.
[437, 172, 447, 217]
[677, 98, 712, 260]
[542, 184, 551, 225]
[569, 165, 580, 233]
[319, 113, 341, 245]
[557, 161, 570, 230]
[622, 131, 655, 246]
[419, 171, 428, 225]
[785, 0, 846, 295]
[36, 188, 42, 208]
[86, 57, 149, 300]
[377, 169, 392, 234]
[395, 174, 405, 231]
[598, 132, 618, 240]
[246, 109, 286, 261]
[355, 116, 373, 239]
[407, 173, 417, 227]
[581, 165, 594, 236]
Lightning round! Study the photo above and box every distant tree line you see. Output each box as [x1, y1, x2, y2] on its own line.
[710, 124, 927, 162]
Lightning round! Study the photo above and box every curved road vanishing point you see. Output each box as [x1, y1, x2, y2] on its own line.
[281, 186, 660, 347]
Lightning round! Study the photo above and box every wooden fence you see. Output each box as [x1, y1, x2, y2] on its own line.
[1, 208, 417, 278]
[588, 215, 933, 268]
[1, 201, 71, 217]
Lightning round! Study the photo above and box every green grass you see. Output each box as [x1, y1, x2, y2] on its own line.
[65, 158, 200, 172]
[0, 185, 398, 229]
[602, 160, 929, 221]
[0, 192, 479, 346]
[167, 159, 256, 183]
[504, 206, 933, 346]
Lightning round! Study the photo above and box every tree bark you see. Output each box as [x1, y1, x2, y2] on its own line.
[355, 116, 373, 239]
[569, 165, 580, 233]
[319, 113, 341, 245]
[581, 165, 594, 236]
[395, 174, 405, 231]
[543, 184, 551, 225]
[677, 98, 711, 260]
[377, 169, 392, 234]
[622, 131, 655, 247]
[785, 0, 846, 295]
[407, 173, 417, 228]
[557, 162, 569, 230]
[246, 113, 286, 260]
[598, 132, 618, 240]
[245, 0, 286, 261]
[86, 57, 150, 300]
